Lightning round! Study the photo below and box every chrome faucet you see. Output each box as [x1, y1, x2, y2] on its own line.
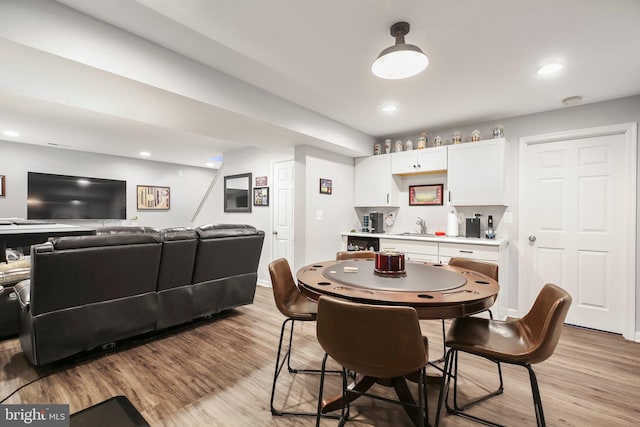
[416, 217, 427, 234]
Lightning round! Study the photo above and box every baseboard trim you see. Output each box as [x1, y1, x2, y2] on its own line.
[634, 331, 640, 343]
[256, 279, 271, 288]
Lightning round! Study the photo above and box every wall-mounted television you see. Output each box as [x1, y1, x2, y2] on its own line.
[27, 172, 126, 220]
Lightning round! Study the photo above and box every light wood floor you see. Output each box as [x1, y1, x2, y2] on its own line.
[1, 285, 639, 426]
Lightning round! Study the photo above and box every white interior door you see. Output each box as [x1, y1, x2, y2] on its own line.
[272, 160, 295, 270]
[520, 125, 636, 336]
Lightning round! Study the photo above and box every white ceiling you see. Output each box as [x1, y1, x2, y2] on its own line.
[1, 0, 639, 167]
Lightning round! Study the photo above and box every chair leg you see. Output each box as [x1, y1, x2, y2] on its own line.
[316, 354, 348, 427]
[444, 355, 546, 427]
[452, 357, 504, 411]
[526, 364, 546, 427]
[272, 318, 341, 418]
[447, 311, 503, 412]
[434, 348, 454, 427]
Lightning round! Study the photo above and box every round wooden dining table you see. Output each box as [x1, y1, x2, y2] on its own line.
[296, 257, 500, 425]
[296, 258, 499, 319]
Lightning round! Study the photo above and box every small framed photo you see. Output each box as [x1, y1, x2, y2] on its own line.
[137, 185, 170, 210]
[254, 187, 269, 206]
[255, 176, 268, 186]
[319, 178, 332, 195]
[409, 184, 443, 206]
[0, 175, 5, 197]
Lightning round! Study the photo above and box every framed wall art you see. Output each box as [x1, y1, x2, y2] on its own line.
[409, 184, 443, 206]
[319, 178, 332, 195]
[255, 176, 268, 186]
[253, 187, 269, 206]
[137, 185, 170, 210]
[224, 173, 252, 213]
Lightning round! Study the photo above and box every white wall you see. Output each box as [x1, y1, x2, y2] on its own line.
[193, 147, 294, 286]
[0, 139, 215, 229]
[294, 146, 359, 271]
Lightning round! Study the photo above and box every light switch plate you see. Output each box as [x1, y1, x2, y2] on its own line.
[316, 210, 323, 220]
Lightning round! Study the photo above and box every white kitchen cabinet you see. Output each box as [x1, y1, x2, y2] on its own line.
[379, 239, 439, 263]
[447, 138, 507, 206]
[438, 242, 499, 265]
[391, 146, 447, 175]
[354, 155, 400, 207]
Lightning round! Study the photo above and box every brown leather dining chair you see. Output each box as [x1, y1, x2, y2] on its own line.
[436, 283, 572, 427]
[335, 250, 376, 261]
[315, 295, 431, 427]
[268, 258, 339, 418]
[444, 258, 502, 403]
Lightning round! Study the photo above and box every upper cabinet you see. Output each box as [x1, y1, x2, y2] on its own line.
[447, 138, 507, 206]
[354, 155, 400, 207]
[391, 146, 447, 175]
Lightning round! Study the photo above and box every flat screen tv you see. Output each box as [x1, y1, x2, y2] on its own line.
[27, 172, 127, 220]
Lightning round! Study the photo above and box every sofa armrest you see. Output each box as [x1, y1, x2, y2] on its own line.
[14, 279, 30, 311]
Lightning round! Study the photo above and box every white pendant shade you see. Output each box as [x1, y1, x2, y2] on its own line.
[371, 21, 428, 80]
[371, 45, 429, 79]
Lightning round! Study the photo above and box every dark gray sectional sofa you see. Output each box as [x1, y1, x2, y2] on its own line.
[15, 224, 264, 365]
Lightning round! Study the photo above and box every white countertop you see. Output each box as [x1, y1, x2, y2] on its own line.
[342, 231, 507, 247]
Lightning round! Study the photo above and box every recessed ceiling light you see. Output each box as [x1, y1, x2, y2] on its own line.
[2, 130, 20, 137]
[537, 63, 563, 75]
[140, 151, 151, 157]
[382, 104, 397, 112]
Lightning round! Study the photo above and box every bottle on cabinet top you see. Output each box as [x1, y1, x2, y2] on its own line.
[417, 132, 427, 149]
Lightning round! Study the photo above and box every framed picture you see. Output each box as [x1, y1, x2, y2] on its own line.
[224, 173, 252, 212]
[409, 184, 443, 206]
[254, 187, 269, 206]
[319, 178, 332, 195]
[0, 175, 5, 197]
[137, 185, 170, 210]
[255, 176, 268, 186]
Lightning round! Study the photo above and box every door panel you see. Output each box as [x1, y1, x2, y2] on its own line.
[522, 134, 625, 333]
[272, 160, 294, 269]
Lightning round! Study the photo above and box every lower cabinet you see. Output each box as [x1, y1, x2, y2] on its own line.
[368, 237, 509, 318]
[379, 239, 438, 263]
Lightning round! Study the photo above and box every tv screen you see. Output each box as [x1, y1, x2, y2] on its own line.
[27, 172, 127, 220]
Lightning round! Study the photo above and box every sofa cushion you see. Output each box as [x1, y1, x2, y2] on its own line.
[196, 224, 258, 239]
[49, 233, 161, 250]
[95, 226, 160, 235]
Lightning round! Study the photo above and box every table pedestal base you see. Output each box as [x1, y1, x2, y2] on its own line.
[321, 373, 442, 426]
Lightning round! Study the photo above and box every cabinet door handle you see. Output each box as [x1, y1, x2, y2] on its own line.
[417, 164, 421, 168]
[448, 191, 451, 202]
[386, 193, 389, 204]
[459, 250, 473, 254]
[413, 164, 417, 169]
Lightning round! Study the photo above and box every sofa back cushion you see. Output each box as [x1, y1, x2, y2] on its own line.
[192, 225, 264, 284]
[30, 234, 162, 316]
[157, 227, 197, 291]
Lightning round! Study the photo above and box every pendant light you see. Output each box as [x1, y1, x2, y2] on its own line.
[371, 21, 429, 79]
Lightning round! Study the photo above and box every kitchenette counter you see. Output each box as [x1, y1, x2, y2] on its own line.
[342, 231, 507, 247]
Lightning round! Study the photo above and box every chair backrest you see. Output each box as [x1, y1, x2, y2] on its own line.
[448, 257, 498, 281]
[519, 283, 572, 364]
[336, 250, 376, 261]
[316, 295, 427, 378]
[268, 258, 303, 318]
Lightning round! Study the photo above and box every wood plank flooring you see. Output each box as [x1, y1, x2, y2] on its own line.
[1, 285, 639, 426]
